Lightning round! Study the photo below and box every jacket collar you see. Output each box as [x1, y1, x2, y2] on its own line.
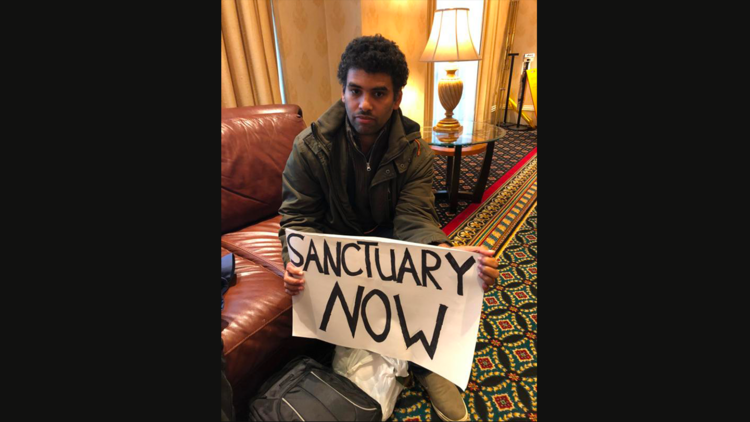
[313, 100, 348, 150]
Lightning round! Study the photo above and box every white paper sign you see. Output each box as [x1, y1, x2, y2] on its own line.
[287, 229, 484, 389]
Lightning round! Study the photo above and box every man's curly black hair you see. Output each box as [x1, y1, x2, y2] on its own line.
[337, 34, 409, 93]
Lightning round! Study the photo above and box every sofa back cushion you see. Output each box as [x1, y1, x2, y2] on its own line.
[221, 105, 306, 234]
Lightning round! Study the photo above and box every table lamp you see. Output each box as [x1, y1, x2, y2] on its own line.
[420, 8, 481, 134]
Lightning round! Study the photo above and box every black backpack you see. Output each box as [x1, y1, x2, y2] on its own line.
[249, 356, 382, 421]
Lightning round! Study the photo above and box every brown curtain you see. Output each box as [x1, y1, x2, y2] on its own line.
[474, 0, 514, 124]
[221, 0, 282, 108]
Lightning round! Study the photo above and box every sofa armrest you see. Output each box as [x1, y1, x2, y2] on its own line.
[221, 104, 302, 120]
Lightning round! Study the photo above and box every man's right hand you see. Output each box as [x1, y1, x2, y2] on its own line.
[283, 262, 305, 296]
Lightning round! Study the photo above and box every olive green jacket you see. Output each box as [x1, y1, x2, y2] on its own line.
[278, 100, 450, 266]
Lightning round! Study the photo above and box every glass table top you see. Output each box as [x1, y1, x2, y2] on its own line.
[422, 121, 507, 147]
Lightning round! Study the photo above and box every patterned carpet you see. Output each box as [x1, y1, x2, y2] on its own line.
[432, 129, 537, 228]
[390, 205, 538, 422]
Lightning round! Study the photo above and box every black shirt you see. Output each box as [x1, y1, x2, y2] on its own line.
[344, 115, 392, 233]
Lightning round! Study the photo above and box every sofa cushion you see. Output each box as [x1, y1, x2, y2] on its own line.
[221, 109, 306, 234]
[221, 215, 284, 277]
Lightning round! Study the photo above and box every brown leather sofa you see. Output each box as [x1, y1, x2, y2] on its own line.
[221, 104, 332, 420]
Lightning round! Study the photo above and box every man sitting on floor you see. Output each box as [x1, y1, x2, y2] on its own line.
[278, 34, 500, 421]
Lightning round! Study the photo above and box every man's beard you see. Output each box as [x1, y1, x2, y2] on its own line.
[348, 110, 392, 136]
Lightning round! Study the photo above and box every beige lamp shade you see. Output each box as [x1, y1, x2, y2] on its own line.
[420, 8, 480, 136]
[420, 8, 480, 62]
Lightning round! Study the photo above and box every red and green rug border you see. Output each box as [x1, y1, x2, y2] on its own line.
[442, 147, 537, 235]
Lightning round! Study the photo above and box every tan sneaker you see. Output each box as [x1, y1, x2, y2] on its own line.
[414, 372, 470, 421]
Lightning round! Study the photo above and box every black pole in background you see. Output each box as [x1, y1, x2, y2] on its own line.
[500, 53, 518, 127]
[506, 55, 533, 131]
[515, 59, 529, 126]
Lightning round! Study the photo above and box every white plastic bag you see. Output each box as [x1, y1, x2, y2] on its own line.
[332, 346, 409, 421]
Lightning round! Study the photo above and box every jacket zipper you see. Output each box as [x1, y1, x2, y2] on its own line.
[364, 153, 371, 172]
[352, 134, 381, 172]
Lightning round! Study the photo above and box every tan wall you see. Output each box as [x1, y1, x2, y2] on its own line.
[360, 0, 433, 126]
[273, 0, 362, 122]
[324, 1, 363, 101]
[275, 0, 501, 128]
[508, 0, 537, 123]
[273, 0, 334, 122]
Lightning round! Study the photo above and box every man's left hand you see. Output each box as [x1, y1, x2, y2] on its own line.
[447, 245, 500, 292]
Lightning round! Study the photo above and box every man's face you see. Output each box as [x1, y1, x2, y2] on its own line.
[341, 68, 403, 138]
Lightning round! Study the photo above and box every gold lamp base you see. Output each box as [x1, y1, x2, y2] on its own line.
[434, 64, 464, 140]
[433, 118, 461, 133]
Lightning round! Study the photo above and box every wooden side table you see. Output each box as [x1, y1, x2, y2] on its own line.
[423, 122, 506, 213]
